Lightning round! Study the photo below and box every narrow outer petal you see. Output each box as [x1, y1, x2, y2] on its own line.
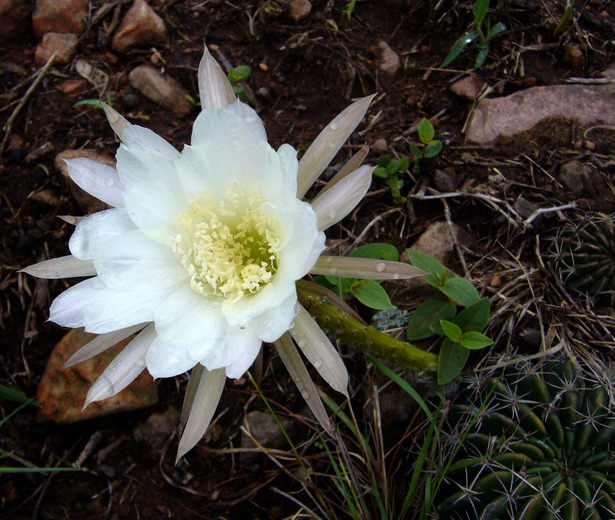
[83, 323, 156, 408]
[311, 256, 428, 280]
[198, 45, 236, 109]
[65, 158, 124, 208]
[181, 364, 204, 427]
[274, 333, 333, 436]
[176, 367, 226, 461]
[64, 323, 147, 368]
[290, 305, 349, 397]
[311, 165, 373, 231]
[297, 94, 375, 198]
[21, 256, 96, 279]
[316, 145, 369, 198]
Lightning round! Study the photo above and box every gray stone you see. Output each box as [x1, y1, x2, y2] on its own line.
[372, 138, 388, 152]
[112, 0, 167, 54]
[288, 0, 311, 22]
[513, 197, 539, 219]
[559, 159, 599, 197]
[128, 64, 191, 118]
[35, 32, 78, 65]
[450, 75, 485, 100]
[133, 407, 180, 448]
[432, 169, 457, 193]
[410, 221, 470, 264]
[466, 84, 615, 146]
[378, 41, 400, 76]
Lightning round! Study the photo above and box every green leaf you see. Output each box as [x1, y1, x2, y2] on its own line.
[406, 298, 456, 340]
[440, 30, 480, 68]
[409, 143, 423, 159]
[373, 166, 389, 178]
[0, 386, 32, 404]
[439, 277, 480, 307]
[474, 48, 488, 69]
[440, 320, 463, 342]
[400, 156, 410, 171]
[438, 339, 469, 384]
[455, 297, 490, 332]
[460, 331, 494, 350]
[423, 140, 442, 159]
[73, 99, 104, 109]
[351, 243, 399, 262]
[387, 158, 403, 174]
[406, 249, 446, 278]
[227, 65, 252, 85]
[488, 22, 506, 38]
[311, 275, 335, 290]
[418, 118, 435, 144]
[474, 0, 490, 27]
[351, 280, 394, 310]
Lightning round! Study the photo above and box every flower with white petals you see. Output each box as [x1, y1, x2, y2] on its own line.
[23, 47, 425, 460]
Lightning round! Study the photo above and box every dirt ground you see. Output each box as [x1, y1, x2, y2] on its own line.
[1, 0, 615, 519]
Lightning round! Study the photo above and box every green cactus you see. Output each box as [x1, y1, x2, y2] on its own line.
[552, 214, 615, 306]
[435, 362, 615, 520]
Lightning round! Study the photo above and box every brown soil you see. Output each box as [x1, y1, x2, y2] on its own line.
[1, 1, 615, 519]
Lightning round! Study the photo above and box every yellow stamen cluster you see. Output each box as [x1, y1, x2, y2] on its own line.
[174, 186, 280, 302]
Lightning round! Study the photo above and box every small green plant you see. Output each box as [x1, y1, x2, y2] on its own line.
[314, 243, 399, 310]
[73, 92, 114, 110]
[227, 65, 252, 102]
[410, 118, 442, 175]
[406, 250, 493, 384]
[551, 213, 615, 307]
[340, 0, 358, 29]
[554, 1, 575, 37]
[435, 361, 615, 519]
[373, 156, 410, 203]
[440, 0, 506, 69]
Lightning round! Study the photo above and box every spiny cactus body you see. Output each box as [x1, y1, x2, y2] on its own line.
[436, 362, 615, 520]
[552, 214, 615, 306]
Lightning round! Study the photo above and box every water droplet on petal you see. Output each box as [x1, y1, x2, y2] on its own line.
[330, 121, 339, 130]
[135, 358, 145, 367]
[313, 359, 323, 369]
[244, 111, 257, 123]
[325, 257, 334, 264]
[300, 388, 310, 399]
[393, 273, 400, 280]
[329, 268, 337, 275]
[328, 209, 337, 219]
[376, 262, 386, 272]
[297, 338, 307, 348]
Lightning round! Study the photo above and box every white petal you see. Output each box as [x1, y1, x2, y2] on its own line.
[181, 364, 204, 427]
[21, 255, 96, 279]
[146, 334, 199, 378]
[201, 328, 262, 372]
[297, 94, 375, 198]
[104, 103, 179, 160]
[69, 209, 137, 260]
[311, 165, 373, 231]
[274, 333, 333, 436]
[191, 99, 266, 152]
[251, 289, 298, 343]
[225, 336, 262, 379]
[176, 367, 226, 461]
[49, 277, 105, 328]
[277, 143, 299, 200]
[64, 158, 124, 208]
[198, 45, 235, 109]
[320, 145, 369, 195]
[94, 231, 187, 292]
[64, 323, 147, 368]
[311, 256, 427, 280]
[290, 306, 348, 397]
[83, 323, 156, 408]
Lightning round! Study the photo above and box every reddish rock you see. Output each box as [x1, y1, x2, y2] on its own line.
[32, 0, 88, 38]
[128, 64, 191, 117]
[55, 78, 87, 94]
[0, 0, 33, 44]
[288, 0, 311, 22]
[37, 328, 158, 423]
[55, 149, 116, 213]
[111, 0, 167, 53]
[562, 43, 585, 73]
[466, 84, 615, 146]
[450, 75, 485, 100]
[35, 32, 78, 65]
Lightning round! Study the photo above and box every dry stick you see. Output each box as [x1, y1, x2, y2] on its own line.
[441, 197, 469, 276]
[0, 51, 58, 156]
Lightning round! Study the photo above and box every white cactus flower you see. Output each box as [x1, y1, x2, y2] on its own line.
[23, 47, 424, 460]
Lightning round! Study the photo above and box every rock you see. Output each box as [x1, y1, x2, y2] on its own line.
[111, 0, 167, 54]
[37, 328, 158, 423]
[35, 32, 78, 65]
[466, 84, 615, 146]
[559, 159, 601, 197]
[432, 169, 457, 193]
[128, 64, 191, 118]
[378, 41, 400, 76]
[55, 78, 86, 94]
[55, 149, 116, 213]
[372, 138, 388, 152]
[133, 407, 180, 448]
[410, 221, 470, 264]
[240, 410, 298, 462]
[0, 0, 33, 44]
[513, 197, 539, 219]
[255, 87, 271, 100]
[450, 75, 485, 100]
[288, 0, 311, 22]
[32, 0, 88, 39]
[30, 188, 60, 206]
[562, 43, 584, 73]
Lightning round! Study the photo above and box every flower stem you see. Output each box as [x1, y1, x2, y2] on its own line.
[298, 291, 438, 380]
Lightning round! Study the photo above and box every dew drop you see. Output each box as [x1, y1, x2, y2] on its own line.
[105, 178, 115, 187]
[376, 262, 386, 272]
[328, 209, 337, 219]
[297, 338, 307, 348]
[329, 268, 337, 275]
[243, 111, 257, 123]
[135, 358, 145, 367]
[393, 273, 400, 280]
[312, 359, 323, 369]
[329, 121, 339, 131]
[325, 257, 334, 264]
[300, 388, 310, 399]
